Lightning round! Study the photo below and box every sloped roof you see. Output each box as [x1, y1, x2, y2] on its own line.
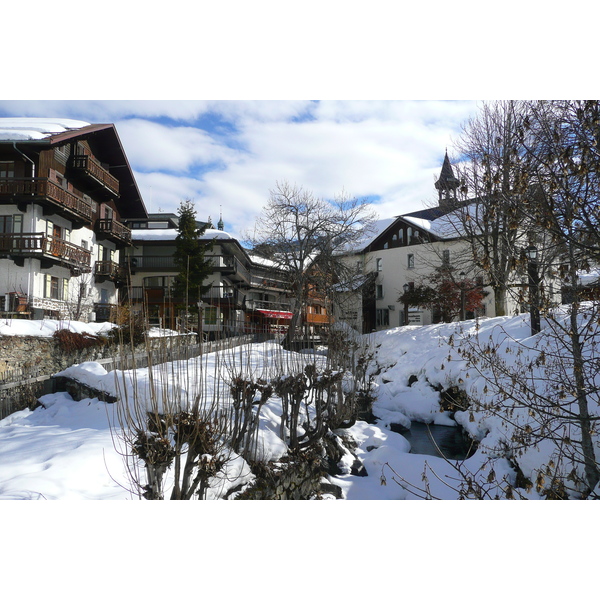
[0, 118, 92, 141]
[0, 118, 147, 219]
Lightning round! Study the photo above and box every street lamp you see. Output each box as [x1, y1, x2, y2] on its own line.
[526, 244, 541, 335]
[459, 271, 466, 321]
[403, 283, 409, 326]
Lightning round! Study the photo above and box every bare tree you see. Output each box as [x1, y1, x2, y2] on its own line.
[449, 100, 600, 497]
[450, 101, 537, 316]
[247, 181, 377, 349]
[516, 99, 600, 492]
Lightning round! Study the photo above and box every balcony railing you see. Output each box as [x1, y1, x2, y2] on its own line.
[208, 255, 251, 283]
[95, 218, 132, 245]
[125, 255, 176, 270]
[202, 286, 244, 306]
[0, 177, 93, 223]
[0, 233, 92, 271]
[250, 274, 289, 291]
[95, 260, 128, 282]
[69, 155, 119, 196]
[245, 298, 293, 312]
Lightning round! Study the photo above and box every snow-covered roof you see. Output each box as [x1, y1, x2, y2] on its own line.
[131, 228, 234, 241]
[343, 217, 397, 253]
[248, 253, 280, 269]
[578, 268, 600, 287]
[0, 117, 91, 141]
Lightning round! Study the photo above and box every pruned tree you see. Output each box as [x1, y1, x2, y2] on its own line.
[247, 181, 377, 349]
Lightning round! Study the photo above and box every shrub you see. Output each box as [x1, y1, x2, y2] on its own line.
[53, 328, 105, 352]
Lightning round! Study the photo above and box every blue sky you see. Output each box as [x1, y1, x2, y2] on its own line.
[0, 100, 479, 238]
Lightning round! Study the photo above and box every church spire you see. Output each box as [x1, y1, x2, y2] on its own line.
[217, 206, 224, 231]
[435, 150, 459, 210]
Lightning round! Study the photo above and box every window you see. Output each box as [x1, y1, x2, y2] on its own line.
[376, 308, 389, 328]
[0, 161, 15, 178]
[98, 245, 113, 262]
[204, 306, 218, 325]
[376, 285, 384, 299]
[442, 249, 450, 266]
[46, 221, 70, 241]
[143, 275, 174, 288]
[407, 227, 413, 243]
[0, 214, 22, 234]
[408, 254, 414, 269]
[376, 258, 382, 272]
[398, 229, 404, 244]
[45, 275, 68, 300]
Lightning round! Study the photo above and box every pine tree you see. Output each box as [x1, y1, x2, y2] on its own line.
[172, 200, 213, 307]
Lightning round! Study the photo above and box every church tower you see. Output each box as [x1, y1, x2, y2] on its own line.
[435, 151, 460, 211]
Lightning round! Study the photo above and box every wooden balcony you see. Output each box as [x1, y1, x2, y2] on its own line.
[0, 178, 93, 226]
[305, 311, 332, 325]
[0, 232, 92, 273]
[95, 260, 128, 284]
[95, 218, 132, 245]
[68, 155, 119, 198]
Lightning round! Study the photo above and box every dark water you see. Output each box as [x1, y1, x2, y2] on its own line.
[393, 422, 476, 460]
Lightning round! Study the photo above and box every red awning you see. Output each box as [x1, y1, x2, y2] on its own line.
[256, 309, 293, 320]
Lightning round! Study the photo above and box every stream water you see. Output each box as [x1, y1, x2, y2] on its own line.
[392, 422, 476, 460]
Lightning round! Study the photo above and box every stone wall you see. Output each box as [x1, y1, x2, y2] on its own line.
[0, 332, 196, 419]
[0, 332, 254, 420]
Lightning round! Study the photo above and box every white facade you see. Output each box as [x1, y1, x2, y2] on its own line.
[0, 202, 120, 321]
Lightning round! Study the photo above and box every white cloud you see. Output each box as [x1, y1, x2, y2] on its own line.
[115, 118, 238, 172]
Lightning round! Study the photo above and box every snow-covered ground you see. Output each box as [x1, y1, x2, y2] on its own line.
[2, 306, 599, 501]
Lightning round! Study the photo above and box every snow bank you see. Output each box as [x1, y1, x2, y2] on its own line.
[0, 318, 116, 337]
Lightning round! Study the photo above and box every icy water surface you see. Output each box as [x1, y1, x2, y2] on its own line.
[401, 422, 476, 460]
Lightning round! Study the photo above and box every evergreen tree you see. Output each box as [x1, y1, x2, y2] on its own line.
[172, 200, 213, 306]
